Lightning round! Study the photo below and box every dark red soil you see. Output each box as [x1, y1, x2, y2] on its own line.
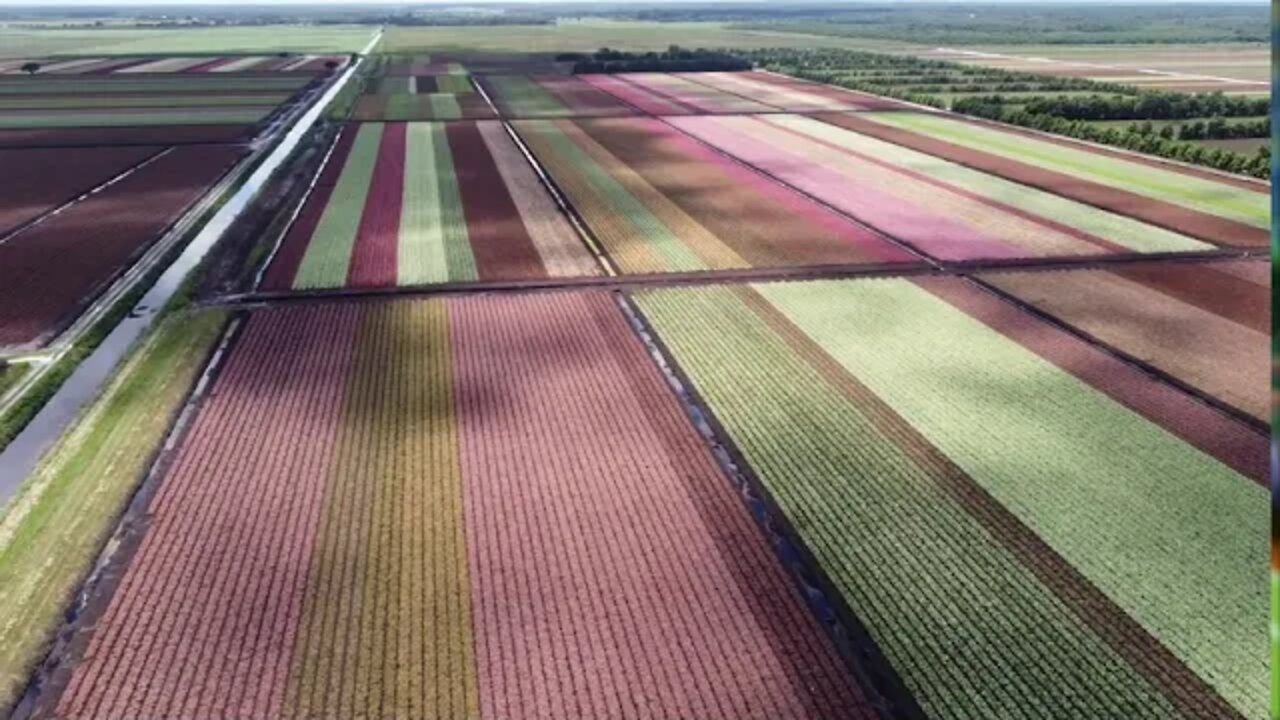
[0, 145, 162, 235]
[1111, 261, 1269, 333]
[0, 144, 244, 349]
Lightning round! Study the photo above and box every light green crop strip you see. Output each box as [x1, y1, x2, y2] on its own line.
[294, 123, 384, 289]
[437, 75, 473, 94]
[432, 123, 477, 281]
[864, 111, 1268, 229]
[634, 286, 1179, 720]
[398, 123, 449, 286]
[771, 115, 1210, 254]
[488, 75, 564, 117]
[758, 277, 1267, 719]
[382, 94, 414, 121]
[524, 120, 704, 272]
[429, 94, 461, 120]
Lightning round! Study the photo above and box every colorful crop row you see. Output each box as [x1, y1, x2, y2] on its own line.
[368, 74, 474, 94]
[828, 111, 1269, 247]
[0, 106, 274, 129]
[0, 144, 243, 350]
[263, 121, 599, 291]
[0, 125, 253, 148]
[978, 259, 1269, 421]
[580, 71, 911, 115]
[0, 75, 311, 95]
[53, 293, 872, 720]
[476, 74, 637, 118]
[352, 90, 494, 121]
[0, 144, 163, 235]
[670, 113, 1218, 261]
[0, 55, 344, 75]
[633, 277, 1266, 720]
[513, 116, 916, 274]
[0, 92, 292, 110]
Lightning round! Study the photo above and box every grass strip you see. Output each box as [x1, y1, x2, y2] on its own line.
[398, 122, 449, 285]
[0, 309, 226, 715]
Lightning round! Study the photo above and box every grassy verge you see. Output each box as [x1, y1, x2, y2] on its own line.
[0, 307, 228, 715]
[0, 364, 30, 401]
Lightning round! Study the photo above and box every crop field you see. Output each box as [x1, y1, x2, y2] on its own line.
[263, 121, 599, 291]
[0, 144, 242, 349]
[0, 145, 162, 235]
[477, 74, 638, 118]
[513, 116, 916, 274]
[977, 260, 1269, 422]
[633, 277, 1266, 720]
[666, 113, 1216, 261]
[801, 112, 1269, 249]
[0, 25, 376, 57]
[1, 54, 344, 75]
[352, 62, 494, 121]
[581, 71, 908, 115]
[49, 294, 871, 720]
[0, 38, 1270, 720]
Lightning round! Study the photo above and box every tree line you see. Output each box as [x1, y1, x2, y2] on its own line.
[1023, 92, 1268, 121]
[564, 47, 752, 74]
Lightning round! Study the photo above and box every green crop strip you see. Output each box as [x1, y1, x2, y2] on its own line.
[432, 123, 478, 281]
[436, 75, 473, 94]
[398, 123, 453, 286]
[294, 123, 384, 289]
[634, 285, 1179, 720]
[486, 75, 565, 117]
[756, 278, 1266, 719]
[382, 94, 415, 121]
[775, 115, 1211, 254]
[429, 94, 462, 120]
[865, 111, 1268, 228]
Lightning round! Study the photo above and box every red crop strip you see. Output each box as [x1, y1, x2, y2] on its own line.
[347, 122, 406, 288]
[185, 57, 230, 73]
[1109, 261, 1270, 333]
[446, 121, 546, 281]
[262, 127, 358, 290]
[917, 276, 1267, 483]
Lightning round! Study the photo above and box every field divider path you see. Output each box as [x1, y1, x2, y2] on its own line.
[613, 291, 924, 720]
[960, 273, 1270, 438]
[0, 146, 174, 248]
[215, 246, 1257, 308]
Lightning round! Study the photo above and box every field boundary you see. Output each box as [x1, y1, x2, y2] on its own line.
[7, 313, 244, 720]
[0, 146, 174, 247]
[962, 273, 1269, 437]
[616, 291, 926, 720]
[214, 246, 1258, 307]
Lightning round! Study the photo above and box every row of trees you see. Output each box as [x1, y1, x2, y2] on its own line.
[1024, 91, 1268, 120]
[566, 47, 751, 74]
[953, 98, 1269, 178]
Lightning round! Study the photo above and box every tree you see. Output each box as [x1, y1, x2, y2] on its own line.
[20, 62, 39, 75]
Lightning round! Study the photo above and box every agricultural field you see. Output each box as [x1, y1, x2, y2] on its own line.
[812, 111, 1269, 248]
[0, 72, 319, 139]
[0, 25, 376, 57]
[918, 43, 1270, 92]
[513, 115, 915, 274]
[0, 25, 1269, 720]
[0, 144, 242, 349]
[667, 113, 1232, 261]
[0, 54, 344, 74]
[351, 56, 493, 121]
[263, 121, 599, 291]
[44, 294, 871, 720]
[633, 277, 1265, 720]
[977, 260, 1269, 422]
